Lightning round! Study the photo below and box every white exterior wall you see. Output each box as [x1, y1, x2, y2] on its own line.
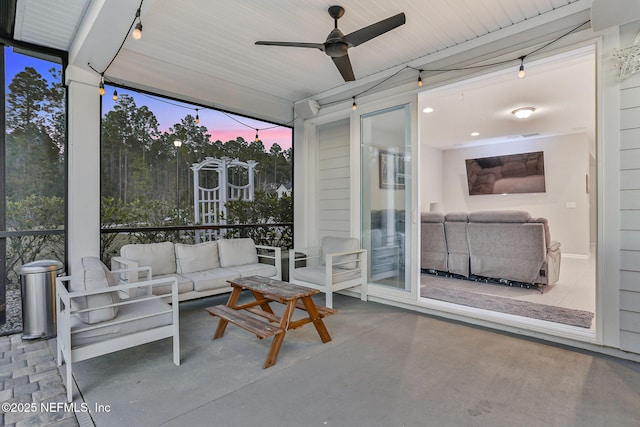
[618, 23, 640, 354]
[317, 120, 351, 240]
[293, 24, 640, 361]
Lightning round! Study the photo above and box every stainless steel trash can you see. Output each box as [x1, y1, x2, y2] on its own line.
[20, 260, 64, 340]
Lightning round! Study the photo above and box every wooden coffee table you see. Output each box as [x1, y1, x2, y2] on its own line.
[206, 276, 336, 368]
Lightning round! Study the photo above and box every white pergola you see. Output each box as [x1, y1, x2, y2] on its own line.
[191, 157, 258, 241]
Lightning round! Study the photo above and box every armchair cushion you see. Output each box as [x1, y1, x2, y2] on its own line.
[70, 296, 173, 347]
[175, 241, 220, 274]
[69, 257, 119, 324]
[320, 236, 359, 269]
[217, 238, 259, 267]
[120, 241, 176, 277]
[293, 265, 362, 286]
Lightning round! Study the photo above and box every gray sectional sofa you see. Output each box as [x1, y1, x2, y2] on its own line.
[111, 238, 281, 301]
[421, 210, 561, 286]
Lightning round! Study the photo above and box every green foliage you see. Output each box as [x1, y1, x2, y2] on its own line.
[5, 196, 65, 283]
[225, 192, 293, 248]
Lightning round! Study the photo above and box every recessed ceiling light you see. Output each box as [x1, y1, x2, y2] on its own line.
[471, 132, 480, 136]
[512, 107, 536, 119]
[423, 107, 434, 113]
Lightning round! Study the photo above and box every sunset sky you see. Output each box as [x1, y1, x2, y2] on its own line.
[6, 47, 292, 151]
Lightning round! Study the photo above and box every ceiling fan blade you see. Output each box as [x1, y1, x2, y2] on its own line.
[255, 41, 325, 51]
[343, 13, 406, 47]
[332, 54, 355, 82]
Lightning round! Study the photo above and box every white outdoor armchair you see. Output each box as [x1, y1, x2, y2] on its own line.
[56, 256, 180, 402]
[288, 236, 368, 308]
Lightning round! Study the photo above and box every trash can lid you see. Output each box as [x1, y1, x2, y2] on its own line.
[20, 260, 64, 274]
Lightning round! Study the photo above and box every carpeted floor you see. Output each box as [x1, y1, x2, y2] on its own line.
[421, 282, 594, 328]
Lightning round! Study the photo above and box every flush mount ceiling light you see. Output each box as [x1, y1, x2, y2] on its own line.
[512, 107, 536, 119]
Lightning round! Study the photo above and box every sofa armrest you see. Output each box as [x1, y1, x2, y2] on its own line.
[256, 245, 282, 279]
[111, 257, 146, 283]
[548, 240, 561, 253]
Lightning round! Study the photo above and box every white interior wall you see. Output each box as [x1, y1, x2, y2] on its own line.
[430, 133, 591, 256]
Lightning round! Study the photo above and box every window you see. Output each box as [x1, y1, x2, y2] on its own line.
[1, 45, 66, 334]
[100, 86, 293, 260]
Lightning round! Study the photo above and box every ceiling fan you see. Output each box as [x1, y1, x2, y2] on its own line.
[255, 5, 406, 82]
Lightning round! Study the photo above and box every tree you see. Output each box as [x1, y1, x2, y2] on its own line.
[5, 66, 64, 200]
[6, 67, 48, 132]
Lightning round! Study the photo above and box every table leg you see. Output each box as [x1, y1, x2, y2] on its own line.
[263, 299, 296, 368]
[213, 287, 242, 339]
[301, 296, 332, 343]
[251, 290, 275, 315]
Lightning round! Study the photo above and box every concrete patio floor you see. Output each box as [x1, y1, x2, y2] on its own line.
[5, 292, 640, 426]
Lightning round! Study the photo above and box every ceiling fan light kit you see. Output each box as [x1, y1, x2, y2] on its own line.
[255, 5, 406, 82]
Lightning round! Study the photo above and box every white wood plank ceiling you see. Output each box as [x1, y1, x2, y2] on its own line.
[11, 0, 594, 127]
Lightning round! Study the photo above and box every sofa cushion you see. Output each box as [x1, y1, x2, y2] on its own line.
[226, 263, 278, 279]
[320, 236, 359, 269]
[175, 241, 220, 274]
[69, 257, 119, 324]
[217, 238, 259, 267]
[468, 210, 531, 223]
[445, 212, 468, 222]
[421, 212, 445, 223]
[149, 273, 194, 296]
[180, 268, 237, 292]
[120, 241, 176, 277]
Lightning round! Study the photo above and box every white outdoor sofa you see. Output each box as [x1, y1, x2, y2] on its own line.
[56, 256, 180, 402]
[111, 238, 281, 301]
[288, 236, 368, 308]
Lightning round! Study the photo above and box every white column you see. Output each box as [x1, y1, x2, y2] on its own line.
[65, 65, 101, 275]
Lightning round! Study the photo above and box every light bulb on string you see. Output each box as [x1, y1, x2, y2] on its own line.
[195, 109, 200, 124]
[352, 97, 357, 111]
[132, 9, 143, 40]
[518, 56, 526, 79]
[418, 70, 423, 87]
[99, 80, 105, 96]
[255, 129, 259, 143]
[112, 89, 118, 101]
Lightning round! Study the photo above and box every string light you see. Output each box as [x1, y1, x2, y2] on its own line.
[195, 109, 200, 124]
[112, 89, 118, 101]
[255, 129, 259, 142]
[132, 8, 143, 40]
[99, 77, 105, 96]
[418, 70, 423, 87]
[518, 56, 526, 78]
[352, 97, 357, 111]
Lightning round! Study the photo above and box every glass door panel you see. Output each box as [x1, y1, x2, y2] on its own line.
[361, 104, 411, 291]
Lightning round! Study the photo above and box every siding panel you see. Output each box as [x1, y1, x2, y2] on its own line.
[620, 290, 640, 312]
[621, 210, 640, 230]
[621, 310, 640, 331]
[620, 190, 640, 209]
[621, 107, 640, 130]
[317, 119, 351, 239]
[621, 230, 640, 250]
[621, 86, 640, 109]
[620, 331, 640, 353]
[621, 250, 640, 272]
[620, 270, 640, 292]
[620, 149, 640, 170]
[621, 128, 640, 150]
[620, 169, 640, 189]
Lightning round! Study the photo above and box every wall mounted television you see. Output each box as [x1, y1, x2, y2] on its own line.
[465, 151, 546, 196]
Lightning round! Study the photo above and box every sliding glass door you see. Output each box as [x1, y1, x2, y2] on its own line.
[361, 104, 412, 291]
